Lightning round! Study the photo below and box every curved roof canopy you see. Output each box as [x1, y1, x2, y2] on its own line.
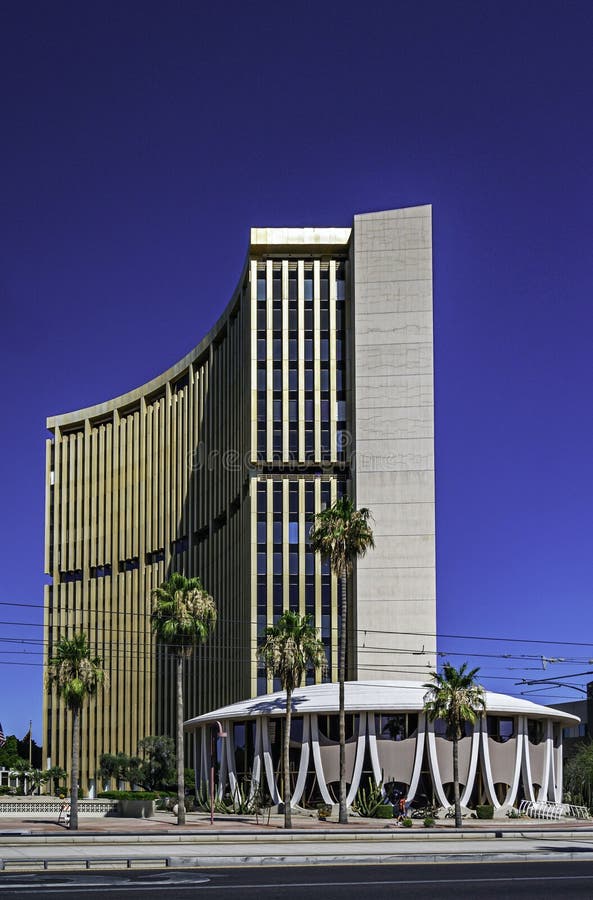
[185, 680, 579, 729]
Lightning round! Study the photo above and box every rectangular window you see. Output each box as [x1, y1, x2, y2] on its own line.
[257, 367, 266, 391]
[273, 368, 282, 391]
[257, 307, 266, 330]
[289, 552, 298, 575]
[257, 552, 267, 575]
[257, 521, 267, 544]
[257, 275, 266, 301]
[304, 271, 313, 301]
[171, 536, 188, 555]
[273, 552, 282, 575]
[273, 339, 282, 361]
[257, 339, 266, 361]
[288, 522, 299, 543]
[273, 521, 282, 544]
[289, 368, 297, 391]
[273, 273, 282, 301]
[289, 272, 297, 301]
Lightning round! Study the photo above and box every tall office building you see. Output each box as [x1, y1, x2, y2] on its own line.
[43, 206, 436, 790]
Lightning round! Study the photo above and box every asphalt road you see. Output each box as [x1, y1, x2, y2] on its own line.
[1, 861, 593, 899]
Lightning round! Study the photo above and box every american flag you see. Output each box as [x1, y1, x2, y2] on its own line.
[0, 721, 5, 748]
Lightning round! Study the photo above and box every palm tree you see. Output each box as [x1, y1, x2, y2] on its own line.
[151, 572, 216, 826]
[259, 611, 326, 828]
[45, 633, 106, 830]
[423, 662, 486, 828]
[309, 496, 374, 824]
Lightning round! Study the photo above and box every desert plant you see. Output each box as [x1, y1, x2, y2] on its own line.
[352, 778, 385, 817]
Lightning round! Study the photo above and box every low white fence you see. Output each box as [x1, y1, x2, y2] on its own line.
[0, 799, 118, 818]
[518, 799, 590, 820]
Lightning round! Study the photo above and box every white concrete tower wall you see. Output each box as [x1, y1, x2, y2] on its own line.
[351, 206, 436, 679]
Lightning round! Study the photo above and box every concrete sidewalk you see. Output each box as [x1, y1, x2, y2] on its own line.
[2, 812, 593, 871]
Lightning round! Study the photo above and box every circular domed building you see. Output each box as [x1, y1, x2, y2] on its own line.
[186, 681, 579, 814]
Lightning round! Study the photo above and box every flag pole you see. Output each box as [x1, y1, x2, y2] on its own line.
[29, 720, 32, 766]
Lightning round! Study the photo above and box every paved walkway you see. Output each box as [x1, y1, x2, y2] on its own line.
[2, 812, 593, 871]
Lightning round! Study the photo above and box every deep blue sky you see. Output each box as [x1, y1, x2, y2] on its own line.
[1, 2, 591, 743]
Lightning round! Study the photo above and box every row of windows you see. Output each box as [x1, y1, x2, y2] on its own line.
[256, 337, 344, 363]
[256, 366, 345, 393]
[256, 263, 346, 303]
[256, 551, 326, 576]
[256, 478, 339, 513]
[258, 398, 346, 423]
[256, 305, 346, 331]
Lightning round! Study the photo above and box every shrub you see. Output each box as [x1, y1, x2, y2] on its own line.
[424, 816, 435, 827]
[97, 790, 157, 801]
[401, 817, 413, 827]
[352, 779, 385, 817]
[375, 804, 395, 819]
[476, 804, 494, 819]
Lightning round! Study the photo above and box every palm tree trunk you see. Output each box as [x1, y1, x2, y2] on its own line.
[176, 653, 186, 826]
[284, 686, 292, 829]
[453, 732, 461, 828]
[70, 705, 80, 830]
[338, 571, 347, 824]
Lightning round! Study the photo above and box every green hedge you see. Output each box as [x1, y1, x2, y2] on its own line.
[375, 804, 395, 819]
[97, 791, 158, 801]
[476, 804, 494, 819]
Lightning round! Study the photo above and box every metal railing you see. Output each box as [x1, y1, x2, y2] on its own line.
[518, 799, 590, 820]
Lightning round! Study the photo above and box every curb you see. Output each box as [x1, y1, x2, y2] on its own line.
[4, 849, 593, 872]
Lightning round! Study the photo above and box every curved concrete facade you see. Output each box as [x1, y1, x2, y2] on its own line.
[43, 207, 437, 790]
[187, 681, 579, 811]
